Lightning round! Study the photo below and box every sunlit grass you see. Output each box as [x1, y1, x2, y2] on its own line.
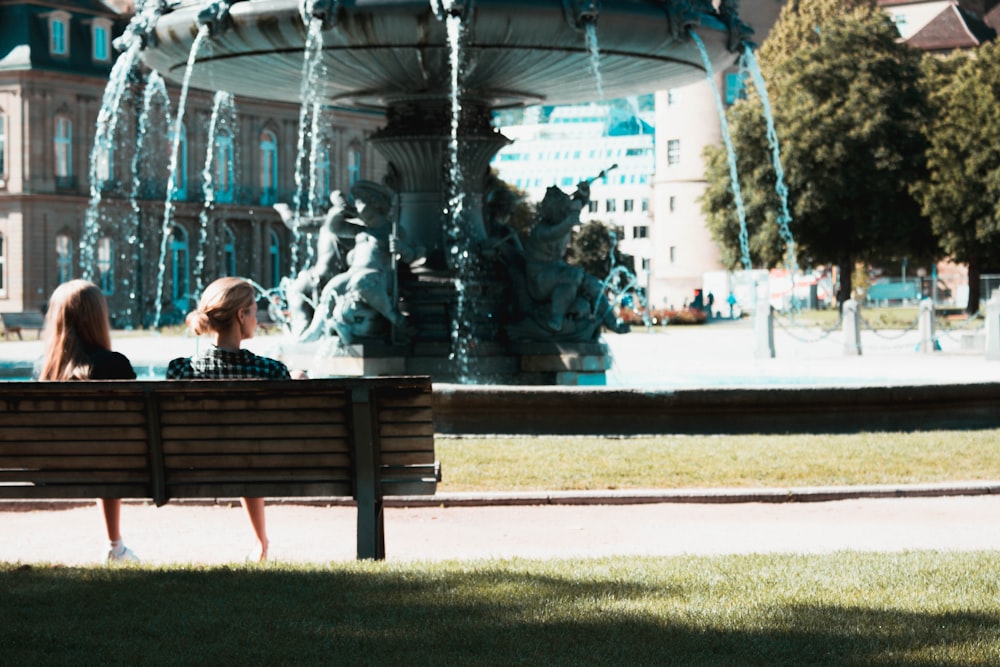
[1, 552, 997, 665]
[437, 431, 1000, 492]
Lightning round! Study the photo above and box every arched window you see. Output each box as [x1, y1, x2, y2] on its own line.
[223, 225, 236, 276]
[169, 122, 188, 201]
[48, 11, 70, 56]
[214, 129, 234, 203]
[259, 129, 278, 205]
[97, 237, 114, 295]
[56, 234, 73, 283]
[269, 229, 281, 288]
[347, 144, 361, 186]
[94, 136, 113, 187]
[54, 115, 72, 184]
[0, 113, 7, 185]
[91, 19, 112, 62]
[170, 226, 190, 311]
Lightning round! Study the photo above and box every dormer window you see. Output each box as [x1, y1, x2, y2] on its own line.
[47, 11, 71, 57]
[92, 19, 112, 62]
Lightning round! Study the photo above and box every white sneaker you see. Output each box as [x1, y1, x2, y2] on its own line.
[106, 545, 140, 565]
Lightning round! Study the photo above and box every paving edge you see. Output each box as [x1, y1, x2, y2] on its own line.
[1, 481, 998, 512]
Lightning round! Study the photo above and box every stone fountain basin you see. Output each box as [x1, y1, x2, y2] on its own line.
[141, 0, 740, 107]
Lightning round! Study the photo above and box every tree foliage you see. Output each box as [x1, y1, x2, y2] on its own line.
[912, 43, 1000, 312]
[702, 0, 936, 303]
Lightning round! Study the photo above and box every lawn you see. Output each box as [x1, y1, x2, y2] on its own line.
[436, 430, 1000, 492]
[1, 552, 997, 665]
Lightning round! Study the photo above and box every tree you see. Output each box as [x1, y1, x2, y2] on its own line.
[912, 44, 1000, 313]
[702, 0, 937, 304]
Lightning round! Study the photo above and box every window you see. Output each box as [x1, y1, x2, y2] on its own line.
[169, 123, 188, 201]
[56, 234, 74, 283]
[170, 226, 189, 311]
[269, 230, 281, 288]
[668, 196, 676, 213]
[666, 140, 680, 166]
[55, 115, 73, 181]
[641, 198, 649, 213]
[725, 72, 747, 106]
[666, 89, 679, 106]
[315, 146, 331, 206]
[605, 199, 617, 213]
[94, 136, 113, 187]
[259, 129, 278, 205]
[0, 115, 6, 184]
[669, 246, 676, 264]
[347, 145, 362, 186]
[214, 129, 234, 203]
[97, 237, 114, 295]
[223, 225, 236, 276]
[92, 20, 112, 62]
[0, 233, 5, 294]
[587, 201, 599, 213]
[632, 226, 649, 239]
[49, 12, 70, 56]
[623, 199, 634, 213]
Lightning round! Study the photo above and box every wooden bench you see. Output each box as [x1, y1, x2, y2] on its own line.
[1, 312, 45, 340]
[0, 376, 438, 560]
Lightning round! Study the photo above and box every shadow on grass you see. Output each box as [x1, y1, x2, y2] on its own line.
[0, 559, 995, 666]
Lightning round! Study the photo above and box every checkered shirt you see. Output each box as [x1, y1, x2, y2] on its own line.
[166, 346, 291, 380]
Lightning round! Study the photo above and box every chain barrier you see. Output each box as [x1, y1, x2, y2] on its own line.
[938, 311, 983, 342]
[858, 313, 919, 339]
[772, 313, 843, 343]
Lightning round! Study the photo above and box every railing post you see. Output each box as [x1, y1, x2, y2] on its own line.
[842, 298, 862, 356]
[754, 299, 774, 359]
[917, 298, 938, 353]
[986, 292, 1000, 360]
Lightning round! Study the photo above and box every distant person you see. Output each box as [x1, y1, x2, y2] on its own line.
[727, 292, 737, 319]
[706, 292, 715, 319]
[35, 280, 139, 564]
[166, 277, 301, 562]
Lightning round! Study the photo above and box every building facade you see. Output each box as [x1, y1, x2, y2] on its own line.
[0, 0, 385, 326]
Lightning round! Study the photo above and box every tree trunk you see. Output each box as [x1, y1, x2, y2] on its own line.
[836, 253, 853, 307]
[966, 257, 982, 315]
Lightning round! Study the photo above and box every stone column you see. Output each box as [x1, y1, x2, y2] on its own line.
[917, 299, 938, 353]
[842, 299, 862, 356]
[985, 293, 1000, 360]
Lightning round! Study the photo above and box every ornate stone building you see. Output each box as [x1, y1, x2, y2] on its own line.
[0, 0, 385, 326]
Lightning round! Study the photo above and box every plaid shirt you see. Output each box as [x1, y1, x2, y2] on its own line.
[166, 346, 291, 380]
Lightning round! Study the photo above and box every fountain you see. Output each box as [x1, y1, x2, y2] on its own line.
[135, 0, 756, 383]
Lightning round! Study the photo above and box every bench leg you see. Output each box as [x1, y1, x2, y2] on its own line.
[356, 497, 385, 560]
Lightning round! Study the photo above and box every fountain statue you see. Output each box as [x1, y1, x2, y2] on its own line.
[135, 0, 757, 383]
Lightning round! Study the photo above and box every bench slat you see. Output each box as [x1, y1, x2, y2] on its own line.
[381, 451, 436, 466]
[0, 399, 144, 412]
[159, 409, 346, 426]
[162, 439, 349, 455]
[0, 427, 148, 442]
[165, 453, 351, 469]
[166, 469, 351, 483]
[0, 470, 150, 483]
[377, 407, 434, 423]
[376, 392, 433, 409]
[0, 441, 147, 455]
[0, 484, 150, 499]
[161, 424, 340, 440]
[158, 396, 347, 411]
[0, 412, 147, 427]
[379, 422, 435, 437]
[0, 455, 148, 469]
[379, 435, 435, 452]
[168, 481, 354, 498]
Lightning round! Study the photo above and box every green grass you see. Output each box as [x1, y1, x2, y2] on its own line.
[1, 552, 998, 665]
[436, 431, 1000, 492]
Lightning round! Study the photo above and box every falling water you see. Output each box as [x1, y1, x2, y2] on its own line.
[194, 92, 236, 297]
[690, 30, 752, 272]
[599, 231, 652, 327]
[123, 72, 172, 326]
[154, 25, 210, 328]
[442, 10, 477, 382]
[79, 39, 143, 281]
[741, 46, 798, 277]
[290, 3, 329, 274]
[583, 22, 605, 100]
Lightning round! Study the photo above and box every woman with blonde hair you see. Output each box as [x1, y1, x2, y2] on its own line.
[35, 279, 138, 564]
[167, 277, 294, 561]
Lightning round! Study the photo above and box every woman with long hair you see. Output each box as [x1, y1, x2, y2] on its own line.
[35, 279, 138, 563]
[167, 277, 296, 561]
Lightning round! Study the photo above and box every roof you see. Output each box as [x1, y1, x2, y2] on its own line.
[906, 3, 997, 50]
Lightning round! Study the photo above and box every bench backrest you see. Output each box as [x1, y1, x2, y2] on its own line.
[0, 312, 45, 330]
[0, 377, 436, 505]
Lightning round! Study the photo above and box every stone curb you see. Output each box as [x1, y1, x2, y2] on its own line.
[1, 481, 997, 512]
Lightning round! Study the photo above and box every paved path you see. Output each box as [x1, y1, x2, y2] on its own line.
[3, 494, 999, 566]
